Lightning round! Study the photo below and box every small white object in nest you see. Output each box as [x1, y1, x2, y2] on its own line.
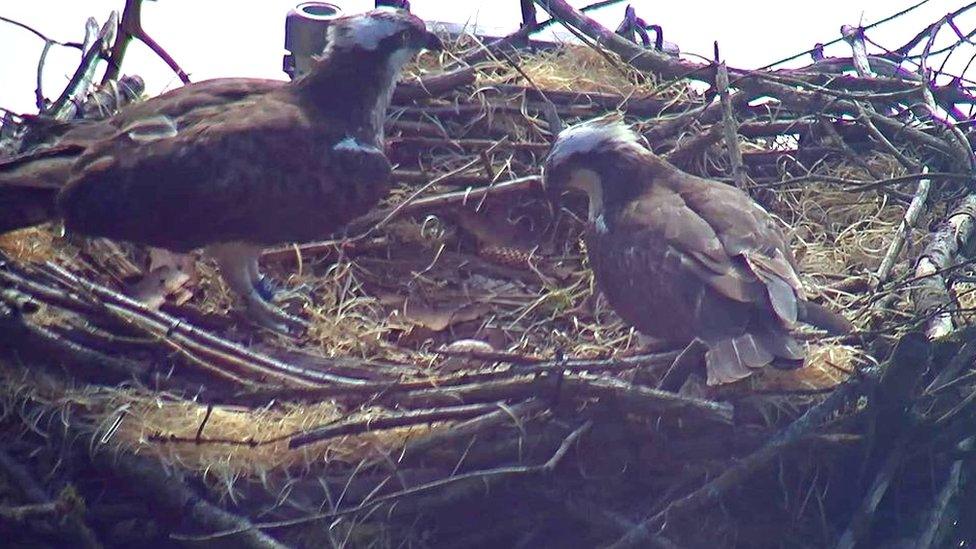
[437, 339, 495, 372]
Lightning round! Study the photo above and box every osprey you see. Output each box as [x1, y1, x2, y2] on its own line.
[543, 119, 851, 386]
[0, 9, 442, 332]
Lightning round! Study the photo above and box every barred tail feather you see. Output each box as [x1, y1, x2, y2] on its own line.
[705, 328, 805, 386]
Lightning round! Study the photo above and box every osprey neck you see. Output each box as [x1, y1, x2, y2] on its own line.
[578, 149, 656, 216]
[296, 46, 403, 141]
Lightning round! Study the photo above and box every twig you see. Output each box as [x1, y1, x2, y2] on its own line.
[289, 401, 505, 448]
[339, 175, 542, 238]
[0, 451, 100, 547]
[432, 347, 546, 365]
[102, 0, 189, 85]
[516, 350, 681, 375]
[841, 25, 873, 77]
[195, 403, 214, 442]
[715, 54, 746, 190]
[565, 375, 733, 425]
[609, 364, 878, 547]
[34, 40, 53, 110]
[915, 437, 972, 548]
[532, 0, 706, 82]
[875, 166, 931, 285]
[382, 398, 547, 468]
[9, 261, 370, 387]
[534, 0, 956, 161]
[835, 431, 910, 549]
[496, 49, 564, 135]
[0, 501, 61, 521]
[47, 15, 115, 120]
[664, 123, 725, 167]
[816, 117, 883, 179]
[0, 15, 84, 48]
[655, 340, 706, 391]
[757, 0, 931, 69]
[51, 409, 287, 549]
[174, 420, 593, 541]
[352, 146, 503, 242]
[855, 102, 922, 171]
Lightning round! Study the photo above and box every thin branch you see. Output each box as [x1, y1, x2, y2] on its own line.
[173, 420, 593, 542]
[0, 15, 84, 48]
[288, 402, 505, 448]
[875, 166, 931, 285]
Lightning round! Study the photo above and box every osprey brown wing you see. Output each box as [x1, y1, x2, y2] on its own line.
[589, 180, 806, 385]
[0, 79, 286, 233]
[58, 91, 376, 252]
[670, 175, 805, 323]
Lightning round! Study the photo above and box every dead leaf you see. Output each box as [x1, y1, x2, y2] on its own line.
[403, 299, 491, 331]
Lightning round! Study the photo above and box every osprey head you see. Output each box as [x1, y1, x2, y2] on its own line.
[325, 9, 442, 59]
[543, 117, 648, 222]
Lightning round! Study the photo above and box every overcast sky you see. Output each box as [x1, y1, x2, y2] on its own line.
[0, 0, 973, 115]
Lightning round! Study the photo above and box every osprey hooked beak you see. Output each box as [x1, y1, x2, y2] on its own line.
[543, 117, 643, 221]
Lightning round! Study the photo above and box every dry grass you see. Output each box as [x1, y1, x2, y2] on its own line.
[0, 226, 58, 263]
[0, 367, 430, 483]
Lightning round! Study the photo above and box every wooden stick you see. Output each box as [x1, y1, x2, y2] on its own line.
[841, 25, 873, 77]
[875, 166, 931, 285]
[835, 433, 909, 549]
[0, 449, 101, 548]
[608, 365, 878, 547]
[715, 58, 746, 190]
[915, 437, 971, 548]
[289, 402, 504, 448]
[177, 419, 593, 541]
[911, 194, 976, 338]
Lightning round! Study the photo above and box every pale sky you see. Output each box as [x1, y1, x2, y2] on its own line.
[0, 1, 973, 116]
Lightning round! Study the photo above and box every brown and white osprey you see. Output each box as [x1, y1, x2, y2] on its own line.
[0, 9, 441, 331]
[543, 119, 851, 386]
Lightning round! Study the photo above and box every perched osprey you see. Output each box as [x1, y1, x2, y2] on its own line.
[543, 119, 851, 386]
[0, 9, 442, 332]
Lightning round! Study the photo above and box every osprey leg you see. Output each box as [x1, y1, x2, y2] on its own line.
[208, 242, 307, 333]
[245, 253, 279, 301]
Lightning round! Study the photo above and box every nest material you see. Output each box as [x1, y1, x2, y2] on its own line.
[2, 13, 976, 549]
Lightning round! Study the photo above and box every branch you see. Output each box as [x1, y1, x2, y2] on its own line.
[715, 57, 746, 189]
[175, 420, 593, 542]
[288, 401, 505, 448]
[914, 438, 971, 548]
[608, 364, 881, 547]
[835, 433, 910, 549]
[102, 0, 190, 85]
[911, 194, 976, 338]
[875, 167, 931, 285]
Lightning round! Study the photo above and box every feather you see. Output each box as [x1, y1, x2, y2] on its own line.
[753, 326, 805, 361]
[744, 252, 799, 325]
[764, 275, 798, 325]
[123, 115, 178, 143]
[705, 339, 753, 385]
[674, 248, 760, 303]
[732, 333, 774, 368]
